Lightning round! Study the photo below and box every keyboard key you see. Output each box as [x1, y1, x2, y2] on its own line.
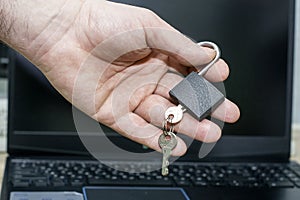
[247, 182, 261, 187]
[229, 180, 244, 187]
[12, 179, 30, 187]
[294, 181, 300, 188]
[32, 179, 48, 187]
[268, 181, 294, 188]
[210, 181, 226, 187]
[52, 179, 66, 187]
[87, 178, 172, 186]
[174, 179, 191, 186]
[193, 181, 209, 187]
[70, 179, 85, 187]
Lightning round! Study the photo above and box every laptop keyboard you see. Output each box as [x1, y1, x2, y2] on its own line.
[9, 159, 300, 189]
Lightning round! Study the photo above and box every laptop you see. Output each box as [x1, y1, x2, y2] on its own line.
[1, 0, 299, 199]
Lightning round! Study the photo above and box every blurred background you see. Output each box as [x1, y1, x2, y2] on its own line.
[0, 41, 8, 151]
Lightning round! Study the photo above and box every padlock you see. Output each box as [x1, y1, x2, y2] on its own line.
[168, 41, 225, 121]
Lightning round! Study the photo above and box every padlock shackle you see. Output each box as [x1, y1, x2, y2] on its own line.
[197, 41, 221, 76]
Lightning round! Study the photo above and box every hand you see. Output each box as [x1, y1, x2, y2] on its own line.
[0, 0, 240, 156]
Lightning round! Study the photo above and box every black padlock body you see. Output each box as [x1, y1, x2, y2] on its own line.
[169, 72, 225, 121]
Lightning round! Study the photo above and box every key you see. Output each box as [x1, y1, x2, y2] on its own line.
[167, 41, 225, 122]
[164, 105, 185, 124]
[159, 132, 177, 176]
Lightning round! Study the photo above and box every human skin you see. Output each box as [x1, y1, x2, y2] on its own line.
[0, 0, 240, 156]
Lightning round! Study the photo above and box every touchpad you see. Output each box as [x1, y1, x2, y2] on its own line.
[83, 187, 190, 200]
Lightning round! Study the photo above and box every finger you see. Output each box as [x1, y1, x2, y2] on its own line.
[203, 59, 230, 82]
[154, 71, 183, 101]
[111, 112, 187, 156]
[133, 94, 222, 143]
[144, 26, 216, 68]
[168, 55, 229, 82]
[211, 99, 240, 123]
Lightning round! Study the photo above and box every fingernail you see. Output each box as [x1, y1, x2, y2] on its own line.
[203, 47, 216, 62]
[226, 103, 241, 123]
[201, 124, 221, 143]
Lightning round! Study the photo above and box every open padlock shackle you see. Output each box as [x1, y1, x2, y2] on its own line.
[197, 41, 221, 76]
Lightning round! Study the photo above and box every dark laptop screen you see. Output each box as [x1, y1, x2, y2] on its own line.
[8, 0, 294, 160]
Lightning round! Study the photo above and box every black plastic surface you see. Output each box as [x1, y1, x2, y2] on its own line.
[169, 72, 225, 121]
[83, 187, 189, 200]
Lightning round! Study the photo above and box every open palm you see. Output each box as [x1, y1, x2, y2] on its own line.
[6, 0, 240, 155]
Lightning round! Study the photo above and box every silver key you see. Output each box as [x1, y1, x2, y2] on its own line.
[164, 105, 185, 124]
[164, 41, 220, 124]
[158, 132, 177, 176]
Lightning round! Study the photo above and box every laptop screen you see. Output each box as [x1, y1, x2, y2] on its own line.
[8, 0, 294, 161]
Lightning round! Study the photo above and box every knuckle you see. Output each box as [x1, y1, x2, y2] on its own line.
[142, 8, 158, 18]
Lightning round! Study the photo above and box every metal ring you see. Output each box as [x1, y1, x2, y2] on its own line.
[197, 41, 221, 76]
[162, 118, 175, 136]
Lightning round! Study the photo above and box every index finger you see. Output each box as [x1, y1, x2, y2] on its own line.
[144, 27, 216, 68]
